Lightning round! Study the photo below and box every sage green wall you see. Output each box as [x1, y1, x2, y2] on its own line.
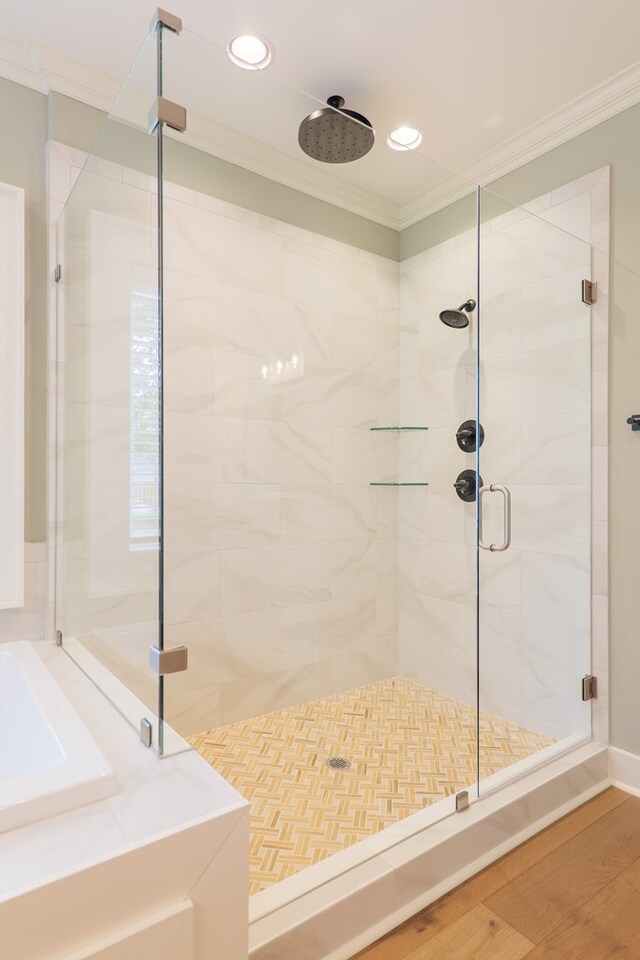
[0, 79, 48, 542]
[48, 92, 399, 260]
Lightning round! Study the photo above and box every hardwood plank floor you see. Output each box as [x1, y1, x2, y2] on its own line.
[353, 788, 640, 960]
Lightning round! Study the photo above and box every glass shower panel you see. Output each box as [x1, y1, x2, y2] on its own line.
[477, 188, 592, 790]
[157, 24, 481, 891]
[54, 31, 163, 744]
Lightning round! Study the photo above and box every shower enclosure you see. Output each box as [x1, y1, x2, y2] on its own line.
[52, 8, 605, 950]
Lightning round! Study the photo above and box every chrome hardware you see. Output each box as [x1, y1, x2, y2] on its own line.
[455, 790, 469, 812]
[151, 8, 182, 33]
[55, 629, 63, 647]
[54, 264, 62, 283]
[148, 97, 187, 134]
[582, 675, 598, 701]
[149, 644, 189, 675]
[479, 483, 512, 552]
[140, 718, 153, 748]
[581, 279, 598, 305]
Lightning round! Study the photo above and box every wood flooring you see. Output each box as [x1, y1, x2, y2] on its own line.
[188, 676, 552, 894]
[353, 787, 640, 960]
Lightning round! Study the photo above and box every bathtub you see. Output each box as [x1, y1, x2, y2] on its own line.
[0, 641, 117, 833]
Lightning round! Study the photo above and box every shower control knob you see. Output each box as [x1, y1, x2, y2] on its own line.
[456, 419, 485, 453]
[454, 469, 482, 503]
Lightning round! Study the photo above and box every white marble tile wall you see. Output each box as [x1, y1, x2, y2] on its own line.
[162, 192, 400, 732]
[52, 143, 400, 734]
[397, 171, 609, 743]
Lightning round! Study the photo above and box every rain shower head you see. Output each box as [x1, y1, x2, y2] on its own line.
[298, 95, 375, 163]
[439, 299, 476, 329]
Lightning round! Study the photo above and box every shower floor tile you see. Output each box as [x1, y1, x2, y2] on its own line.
[187, 677, 553, 895]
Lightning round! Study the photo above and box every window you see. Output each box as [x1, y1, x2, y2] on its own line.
[129, 287, 160, 550]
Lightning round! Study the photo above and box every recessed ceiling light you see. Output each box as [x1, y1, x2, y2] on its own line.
[387, 126, 423, 151]
[227, 35, 272, 71]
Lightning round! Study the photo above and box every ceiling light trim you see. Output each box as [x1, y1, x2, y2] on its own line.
[226, 34, 273, 71]
[387, 126, 423, 151]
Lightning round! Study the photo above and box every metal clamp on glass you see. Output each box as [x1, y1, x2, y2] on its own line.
[479, 483, 512, 552]
[149, 644, 189, 675]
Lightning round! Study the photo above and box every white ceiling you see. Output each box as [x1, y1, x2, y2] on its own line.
[3, 0, 640, 224]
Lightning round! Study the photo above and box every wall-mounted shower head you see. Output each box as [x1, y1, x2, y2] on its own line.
[439, 299, 476, 329]
[298, 95, 375, 163]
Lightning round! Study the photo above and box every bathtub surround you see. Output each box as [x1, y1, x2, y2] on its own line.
[0, 642, 248, 960]
[0, 641, 116, 831]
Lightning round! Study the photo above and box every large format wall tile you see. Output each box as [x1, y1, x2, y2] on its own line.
[398, 191, 593, 740]
[63, 159, 596, 748]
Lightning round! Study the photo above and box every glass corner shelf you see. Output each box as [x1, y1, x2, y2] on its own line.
[370, 426, 429, 431]
[370, 482, 429, 487]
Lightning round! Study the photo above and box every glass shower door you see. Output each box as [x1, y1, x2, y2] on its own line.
[477, 188, 592, 791]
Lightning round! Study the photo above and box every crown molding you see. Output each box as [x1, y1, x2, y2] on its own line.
[0, 32, 399, 228]
[1, 29, 639, 231]
[180, 111, 399, 228]
[0, 34, 45, 92]
[400, 59, 640, 229]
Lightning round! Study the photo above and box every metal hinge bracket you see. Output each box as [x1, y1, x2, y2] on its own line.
[151, 8, 182, 34]
[55, 629, 63, 647]
[581, 279, 598, 305]
[582, 675, 598, 701]
[455, 790, 469, 812]
[140, 718, 153, 748]
[54, 264, 62, 283]
[149, 644, 189, 675]
[148, 96, 187, 134]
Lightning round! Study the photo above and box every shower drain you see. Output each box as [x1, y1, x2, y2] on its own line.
[325, 756, 352, 771]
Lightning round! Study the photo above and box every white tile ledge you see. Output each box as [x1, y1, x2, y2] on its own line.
[0, 642, 247, 905]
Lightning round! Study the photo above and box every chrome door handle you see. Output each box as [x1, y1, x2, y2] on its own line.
[479, 484, 511, 552]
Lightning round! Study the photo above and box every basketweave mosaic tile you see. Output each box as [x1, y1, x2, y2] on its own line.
[188, 677, 553, 895]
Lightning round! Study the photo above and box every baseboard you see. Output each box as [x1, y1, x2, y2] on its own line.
[609, 745, 640, 797]
[249, 743, 609, 960]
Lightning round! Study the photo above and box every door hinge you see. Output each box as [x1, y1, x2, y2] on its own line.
[455, 790, 469, 812]
[55, 629, 63, 647]
[140, 717, 153, 748]
[582, 675, 598, 701]
[149, 644, 189, 675]
[54, 264, 62, 283]
[581, 279, 597, 305]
